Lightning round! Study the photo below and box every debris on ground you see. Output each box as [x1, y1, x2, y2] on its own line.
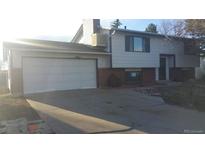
[135, 87, 161, 96]
[0, 118, 53, 134]
[0, 95, 54, 133]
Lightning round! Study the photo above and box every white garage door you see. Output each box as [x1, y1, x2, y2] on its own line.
[23, 57, 97, 94]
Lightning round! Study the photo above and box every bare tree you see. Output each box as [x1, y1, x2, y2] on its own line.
[172, 20, 186, 37]
[185, 19, 205, 57]
[158, 19, 186, 37]
[158, 20, 173, 36]
[185, 19, 205, 38]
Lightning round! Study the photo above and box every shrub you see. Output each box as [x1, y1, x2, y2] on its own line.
[107, 74, 122, 87]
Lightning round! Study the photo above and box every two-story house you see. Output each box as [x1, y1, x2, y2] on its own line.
[72, 19, 200, 86]
[3, 19, 200, 96]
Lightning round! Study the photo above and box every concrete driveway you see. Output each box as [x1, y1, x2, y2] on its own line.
[26, 88, 205, 134]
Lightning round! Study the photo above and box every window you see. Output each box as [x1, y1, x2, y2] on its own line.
[125, 71, 142, 81]
[125, 36, 150, 52]
[134, 37, 144, 52]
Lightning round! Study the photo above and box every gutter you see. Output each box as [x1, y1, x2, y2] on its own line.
[110, 28, 196, 40]
[8, 47, 111, 55]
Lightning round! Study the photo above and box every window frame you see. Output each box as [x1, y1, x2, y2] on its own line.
[125, 70, 142, 82]
[125, 35, 150, 53]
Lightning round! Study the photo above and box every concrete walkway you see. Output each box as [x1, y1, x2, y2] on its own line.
[26, 88, 205, 134]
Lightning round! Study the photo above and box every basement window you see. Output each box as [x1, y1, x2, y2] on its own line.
[125, 70, 142, 81]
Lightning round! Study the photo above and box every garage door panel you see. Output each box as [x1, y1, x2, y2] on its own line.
[81, 81, 96, 88]
[23, 58, 97, 94]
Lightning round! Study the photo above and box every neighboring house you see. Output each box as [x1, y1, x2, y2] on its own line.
[3, 19, 200, 96]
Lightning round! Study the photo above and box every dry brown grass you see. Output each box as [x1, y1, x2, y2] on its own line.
[159, 80, 205, 111]
[0, 94, 40, 121]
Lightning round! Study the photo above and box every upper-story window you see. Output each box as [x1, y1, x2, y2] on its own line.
[125, 36, 150, 52]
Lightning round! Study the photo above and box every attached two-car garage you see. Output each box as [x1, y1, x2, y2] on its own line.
[23, 57, 97, 94]
[4, 39, 110, 96]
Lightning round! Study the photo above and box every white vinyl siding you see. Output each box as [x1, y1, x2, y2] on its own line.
[111, 33, 200, 68]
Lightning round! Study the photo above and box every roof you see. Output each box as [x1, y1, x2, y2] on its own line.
[3, 39, 106, 53]
[110, 28, 194, 40]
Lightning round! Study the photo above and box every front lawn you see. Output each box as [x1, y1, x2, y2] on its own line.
[159, 80, 205, 111]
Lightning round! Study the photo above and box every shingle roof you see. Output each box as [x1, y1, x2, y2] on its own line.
[3, 39, 106, 52]
[111, 28, 194, 40]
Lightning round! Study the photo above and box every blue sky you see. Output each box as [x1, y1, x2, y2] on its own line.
[34, 19, 163, 42]
[0, 19, 163, 61]
[0, 19, 163, 42]
[101, 19, 161, 31]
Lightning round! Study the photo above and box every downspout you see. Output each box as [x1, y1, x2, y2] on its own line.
[109, 30, 112, 68]
[109, 29, 116, 69]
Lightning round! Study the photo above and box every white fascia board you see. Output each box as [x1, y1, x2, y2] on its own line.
[9, 48, 111, 55]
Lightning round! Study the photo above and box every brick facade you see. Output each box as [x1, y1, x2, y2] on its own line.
[98, 68, 156, 87]
[142, 68, 155, 84]
[98, 68, 124, 87]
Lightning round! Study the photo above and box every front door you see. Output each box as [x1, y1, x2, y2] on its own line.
[159, 57, 166, 80]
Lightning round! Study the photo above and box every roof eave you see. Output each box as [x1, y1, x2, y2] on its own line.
[3, 39, 107, 53]
[7, 47, 110, 55]
[111, 28, 196, 40]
